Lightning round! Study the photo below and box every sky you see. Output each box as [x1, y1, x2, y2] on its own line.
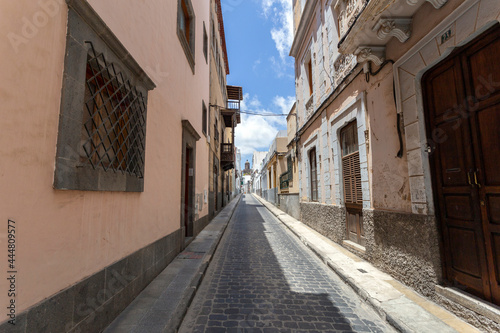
[222, 0, 295, 170]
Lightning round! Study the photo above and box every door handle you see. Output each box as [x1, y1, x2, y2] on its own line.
[467, 171, 473, 186]
[474, 171, 481, 188]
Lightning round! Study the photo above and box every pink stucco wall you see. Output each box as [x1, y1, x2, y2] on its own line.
[1, 0, 210, 313]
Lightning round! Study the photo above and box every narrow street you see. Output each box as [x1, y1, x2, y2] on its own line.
[179, 195, 395, 333]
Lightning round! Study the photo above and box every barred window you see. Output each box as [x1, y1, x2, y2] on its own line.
[54, 3, 155, 192]
[83, 43, 146, 178]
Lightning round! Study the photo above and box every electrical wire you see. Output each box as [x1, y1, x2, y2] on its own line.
[239, 110, 288, 116]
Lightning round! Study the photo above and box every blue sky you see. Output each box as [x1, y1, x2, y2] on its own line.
[222, 0, 295, 170]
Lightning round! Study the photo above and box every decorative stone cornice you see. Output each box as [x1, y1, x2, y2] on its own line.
[407, 0, 448, 9]
[354, 46, 385, 72]
[333, 54, 357, 86]
[290, 0, 319, 58]
[373, 17, 412, 43]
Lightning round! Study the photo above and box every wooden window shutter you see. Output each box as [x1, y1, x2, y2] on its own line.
[341, 121, 362, 205]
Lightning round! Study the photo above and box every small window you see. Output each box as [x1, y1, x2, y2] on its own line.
[177, 0, 195, 72]
[203, 22, 208, 63]
[202, 100, 207, 135]
[309, 148, 318, 201]
[214, 117, 219, 142]
[307, 58, 313, 96]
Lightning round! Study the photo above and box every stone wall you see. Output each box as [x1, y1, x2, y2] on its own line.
[300, 202, 442, 298]
[0, 230, 182, 333]
[278, 193, 300, 220]
[300, 202, 345, 243]
[367, 209, 442, 298]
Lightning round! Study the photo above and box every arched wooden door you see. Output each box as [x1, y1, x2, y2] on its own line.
[423, 24, 500, 304]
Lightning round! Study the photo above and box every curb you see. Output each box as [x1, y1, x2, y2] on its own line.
[252, 194, 464, 333]
[167, 194, 242, 333]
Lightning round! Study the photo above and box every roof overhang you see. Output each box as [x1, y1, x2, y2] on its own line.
[290, 0, 319, 58]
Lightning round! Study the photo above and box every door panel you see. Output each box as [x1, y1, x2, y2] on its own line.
[476, 104, 500, 186]
[435, 119, 469, 187]
[444, 195, 474, 221]
[448, 228, 482, 278]
[424, 24, 500, 304]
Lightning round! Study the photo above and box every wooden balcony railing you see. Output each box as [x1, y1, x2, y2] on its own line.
[221, 143, 234, 163]
[226, 100, 240, 110]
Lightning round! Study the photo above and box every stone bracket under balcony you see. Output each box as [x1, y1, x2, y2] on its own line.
[337, 0, 448, 55]
[373, 17, 412, 43]
[354, 46, 386, 73]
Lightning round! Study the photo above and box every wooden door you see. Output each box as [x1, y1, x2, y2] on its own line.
[341, 121, 365, 246]
[309, 148, 318, 201]
[423, 25, 500, 304]
[184, 147, 193, 237]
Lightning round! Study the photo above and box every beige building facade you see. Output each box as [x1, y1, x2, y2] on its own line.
[0, 0, 240, 331]
[291, 0, 500, 330]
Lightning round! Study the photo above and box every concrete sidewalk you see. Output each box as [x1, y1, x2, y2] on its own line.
[253, 194, 480, 333]
[104, 194, 242, 333]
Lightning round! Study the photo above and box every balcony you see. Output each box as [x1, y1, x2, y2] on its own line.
[222, 85, 243, 127]
[221, 143, 235, 171]
[335, 0, 447, 69]
[337, 0, 367, 39]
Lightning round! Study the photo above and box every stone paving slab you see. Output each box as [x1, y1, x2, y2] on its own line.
[179, 194, 396, 333]
[253, 194, 480, 333]
[103, 194, 242, 333]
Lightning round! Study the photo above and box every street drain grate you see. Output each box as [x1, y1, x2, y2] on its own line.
[178, 252, 205, 259]
[358, 269, 368, 273]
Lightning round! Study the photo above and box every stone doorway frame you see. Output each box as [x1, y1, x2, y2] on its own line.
[393, 0, 500, 215]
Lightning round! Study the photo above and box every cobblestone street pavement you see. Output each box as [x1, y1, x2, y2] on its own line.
[179, 195, 395, 332]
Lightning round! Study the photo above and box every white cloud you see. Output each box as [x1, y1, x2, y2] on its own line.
[261, 0, 294, 61]
[273, 95, 295, 114]
[235, 94, 292, 155]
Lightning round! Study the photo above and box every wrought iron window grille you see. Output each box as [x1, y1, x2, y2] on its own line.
[82, 42, 146, 178]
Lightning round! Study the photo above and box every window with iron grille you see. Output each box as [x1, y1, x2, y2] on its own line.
[82, 43, 147, 178]
[54, 3, 155, 192]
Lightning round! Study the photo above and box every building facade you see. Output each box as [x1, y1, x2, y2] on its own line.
[262, 130, 288, 204]
[291, 0, 500, 330]
[0, 0, 240, 331]
[279, 103, 301, 219]
[208, 0, 243, 218]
